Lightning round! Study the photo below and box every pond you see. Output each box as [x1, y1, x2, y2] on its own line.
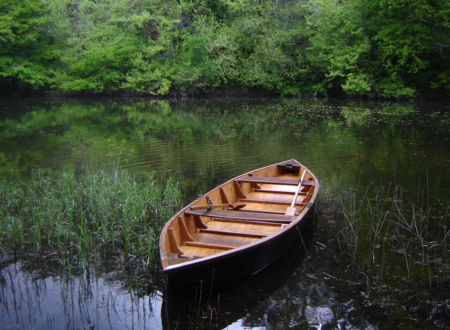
[0, 97, 449, 329]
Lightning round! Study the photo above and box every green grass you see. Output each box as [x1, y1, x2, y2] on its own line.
[0, 168, 181, 271]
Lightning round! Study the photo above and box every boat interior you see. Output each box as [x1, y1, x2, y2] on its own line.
[161, 161, 317, 267]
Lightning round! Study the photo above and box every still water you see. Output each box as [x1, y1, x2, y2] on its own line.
[0, 97, 449, 329]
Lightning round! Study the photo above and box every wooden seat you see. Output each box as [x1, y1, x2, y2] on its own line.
[240, 198, 306, 206]
[212, 218, 283, 226]
[238, 176, 315, 186]
[253, 188, 308, 195]
[199, 228, 267, 239]
[160, 160, 320, 273]
[185, 209, 292, 224]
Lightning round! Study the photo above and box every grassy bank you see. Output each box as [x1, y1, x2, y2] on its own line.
[0, 168, 181, 271]
[320, 183, 449, 288]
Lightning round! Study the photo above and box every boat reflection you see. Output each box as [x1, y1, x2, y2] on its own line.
[161, 219, 376, 330]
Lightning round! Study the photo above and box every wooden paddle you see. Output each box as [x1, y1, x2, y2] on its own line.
[285, 169, 307, 216]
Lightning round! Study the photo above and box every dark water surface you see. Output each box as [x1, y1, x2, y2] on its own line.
[0, 97, 449, 329]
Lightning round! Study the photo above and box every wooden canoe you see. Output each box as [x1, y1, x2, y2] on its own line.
[159, 159, 320, 286]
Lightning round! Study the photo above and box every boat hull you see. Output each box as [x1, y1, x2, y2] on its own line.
[164, 206, 314, 287]
[159, 159, 320, 287]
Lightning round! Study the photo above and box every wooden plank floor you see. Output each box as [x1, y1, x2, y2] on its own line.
[181, 245, 233, 257]
[206, 220, 281, 235]
[238, 202, 288, 213]
[179, 218, 283, 257]
[176, 174, 309, 258]
[194, 231, 258, 246]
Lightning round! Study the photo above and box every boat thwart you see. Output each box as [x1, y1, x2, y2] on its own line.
[159, 159, 320, 285]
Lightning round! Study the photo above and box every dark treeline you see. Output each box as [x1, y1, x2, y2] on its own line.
[1, 0, 449, 98]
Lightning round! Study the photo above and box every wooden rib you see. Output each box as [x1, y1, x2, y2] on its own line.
[219, 187, 230, 204]
[193, 215, 207, 229]
[199, 228, 267, 239]
[233, 181, 246, 198]
[168, 228, 184, 254]
[178, 217, 194, 241]
[212, 218, 283, 226]
[184, 241, 234, 250]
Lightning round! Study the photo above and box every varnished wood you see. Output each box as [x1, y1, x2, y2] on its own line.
[233, 180, 246, 199]
[232, 208, 291, 215]
[239, 198, 306, 205]
[219, 187, 230, 204]
[168, 228, 184, 255]
[212, 218, 283, 226]
[178, 216, 194, 241]
[159, 159, 320, 285]
[286, 169, 307, 216]
[254, 188, 307, 195]
[184, 241, 234, 250]
[238, 176, 315, 186]
[189, 202, 245, 211]
[199, 228, 268, 239]
[193, 215, 207, 229]
[238, 176, 299, 185]
[185, 209, 292, 222]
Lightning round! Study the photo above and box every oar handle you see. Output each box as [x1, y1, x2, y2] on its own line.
[290, 170, 307, 209]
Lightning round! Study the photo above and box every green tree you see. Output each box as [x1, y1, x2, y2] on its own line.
[366, 0, 450, 97]
[305, 0, 371, 96]
[204, 1, 310, 95]
[0, 0, 58, 92]
[53, 0, 179, 94]
[1, 0, 448, 97]
[175, 32, 219, 93]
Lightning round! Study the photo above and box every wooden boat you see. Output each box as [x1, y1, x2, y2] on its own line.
[159, 159, 320, 286]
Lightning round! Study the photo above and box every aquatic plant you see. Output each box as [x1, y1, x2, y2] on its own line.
[0, 168, 181, 271]
[332, 183, 449, 287]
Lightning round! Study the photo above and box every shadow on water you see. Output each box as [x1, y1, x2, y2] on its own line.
[161, 220, 316, 330]
[160, 215, 380, 330]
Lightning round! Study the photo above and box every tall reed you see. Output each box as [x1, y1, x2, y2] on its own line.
[331, 183, 448, 286]
[0, 168, 181, 270]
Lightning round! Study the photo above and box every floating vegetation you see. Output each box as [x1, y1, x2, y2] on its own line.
[0, 168, 182, 272]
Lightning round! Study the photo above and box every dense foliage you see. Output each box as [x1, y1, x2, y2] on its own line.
[1, 0, 449, 97]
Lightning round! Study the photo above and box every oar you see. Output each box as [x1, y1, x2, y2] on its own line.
[285, 169, 307, 216]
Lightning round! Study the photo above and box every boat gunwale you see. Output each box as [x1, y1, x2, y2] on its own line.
[159, 159, 320, 272]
